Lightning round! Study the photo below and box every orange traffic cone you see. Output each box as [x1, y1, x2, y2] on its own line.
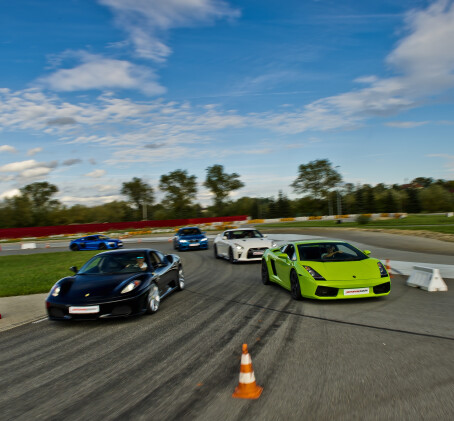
[232, 344, 263, 399]
[386, 259, 393, 278]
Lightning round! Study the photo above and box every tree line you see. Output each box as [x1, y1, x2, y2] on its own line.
[1, 160, 453, 229]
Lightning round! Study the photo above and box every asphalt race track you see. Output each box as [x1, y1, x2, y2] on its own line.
[1, 237, 453, 420]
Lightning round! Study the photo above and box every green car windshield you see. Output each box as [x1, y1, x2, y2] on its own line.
[297, 243, 368, 262]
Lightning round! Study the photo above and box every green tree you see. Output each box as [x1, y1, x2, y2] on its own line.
[276, 191, 292, 217]
[412, 177, 434, 188]
[384, 191, 397, 212]
[419, 185, 453, 212]
[406, 188, 421, 213]
[291, 159, 342, 200]
[121, 177, 154, 219]
[204, 165, 244, 213]
[4, 195, 34, 227]
[159, 169, 198, 218]
[20, 182, 60, 226]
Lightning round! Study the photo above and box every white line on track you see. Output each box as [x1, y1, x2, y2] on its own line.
[32, 317, 48, 324]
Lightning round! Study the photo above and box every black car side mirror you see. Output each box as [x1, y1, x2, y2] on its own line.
[165, 254, 174, 264]
[69, 266, 78, 274]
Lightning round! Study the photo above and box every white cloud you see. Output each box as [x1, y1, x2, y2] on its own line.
[98, 0, 240, 61]
[27, 147, 43, 156]
[0, 145, 17, 153]
[0, 160, 40, 172]
[21, 167, 53, 178]
[39, 54, 165, 95]
[85, 169, 106, 178]
[427, 153, 454, 172]
[385, 121, 428, 128]
[58, 194, 122, 205]
[0, 188, 20, 200]
[0, 159, 58, 181]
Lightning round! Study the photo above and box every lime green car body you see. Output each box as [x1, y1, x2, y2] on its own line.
[261, 240, 391, 300]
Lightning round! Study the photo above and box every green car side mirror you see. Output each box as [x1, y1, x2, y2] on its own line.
[363, 250, 371, 256]
[277, 252, 290, 260]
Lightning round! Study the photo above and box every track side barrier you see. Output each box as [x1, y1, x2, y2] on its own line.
[406, 266, 448, 292]
[20, 242, 37, 250]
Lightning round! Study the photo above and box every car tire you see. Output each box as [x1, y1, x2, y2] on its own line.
[146, 283, 160, 314]
[70, 244, 79, 251]
[261, 260, 270, 285]
[214, 244, 220, 259]
[99, 243, 107, 250]
[229, 247, 235, 264]
[176, 266, 185, 291]
[290, 270, 302, 300]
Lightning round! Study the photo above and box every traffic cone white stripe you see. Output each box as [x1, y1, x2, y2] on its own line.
[239, 372, 256, 384]
[241, 354, 252, 365]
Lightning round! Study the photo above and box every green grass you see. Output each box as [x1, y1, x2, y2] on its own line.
[260, 214, 454, 234]
[0, 251, 98, 297]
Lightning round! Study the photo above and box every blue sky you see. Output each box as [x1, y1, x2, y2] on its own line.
[0, 0, 453, 207]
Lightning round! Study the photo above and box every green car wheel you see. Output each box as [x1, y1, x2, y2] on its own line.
[261, 260, 270, 285]
[290, 270, 302, 300]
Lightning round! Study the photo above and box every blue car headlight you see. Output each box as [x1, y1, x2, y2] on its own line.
[179, 239, 188, 243]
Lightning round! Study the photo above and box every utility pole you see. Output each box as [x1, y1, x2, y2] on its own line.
[142, 202, 147, 220]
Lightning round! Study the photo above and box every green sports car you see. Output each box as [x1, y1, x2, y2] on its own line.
[261, 240, 391, 300]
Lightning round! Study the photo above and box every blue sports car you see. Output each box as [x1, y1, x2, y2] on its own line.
[69, 234, 123, 251]
[173, 227, 208, 251]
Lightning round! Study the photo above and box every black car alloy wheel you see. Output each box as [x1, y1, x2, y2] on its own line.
[146, 283, 160, 314]
[290, 270, 302, 300]
[177, 266, 185, 291]
[261, 260, 270, 285]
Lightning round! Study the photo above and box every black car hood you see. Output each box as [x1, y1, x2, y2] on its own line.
[65, 273, 142, 301]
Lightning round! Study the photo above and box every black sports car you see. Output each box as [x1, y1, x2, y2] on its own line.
[46, 249, 184, 320]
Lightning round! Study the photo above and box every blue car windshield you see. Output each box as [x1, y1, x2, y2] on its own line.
[297, 243, 367, 262]
[78, 252, 148, 275]
[179, 228, 201, 236]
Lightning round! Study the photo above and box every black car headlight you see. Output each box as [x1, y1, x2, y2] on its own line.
[121, 280, 141, 294]
[377, 262, 388, 278]
[51, 285, 61, 297]
[303, 266, 326, 280]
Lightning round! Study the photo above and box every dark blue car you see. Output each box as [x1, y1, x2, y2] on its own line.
[173, 227, 208, 251]
[69, 234, 123, 251]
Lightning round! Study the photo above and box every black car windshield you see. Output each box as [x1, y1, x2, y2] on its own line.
[297, 243, 367, 262]
[228, 230, 263, 239]
[179, 228, 201, 236]
[78, 252, 148, 275]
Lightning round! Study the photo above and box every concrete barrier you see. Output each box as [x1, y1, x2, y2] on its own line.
[406, 266, 448, 292]
[20, 242, 37, 250]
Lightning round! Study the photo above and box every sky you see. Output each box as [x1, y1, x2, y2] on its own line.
[0, 0, 453, 207]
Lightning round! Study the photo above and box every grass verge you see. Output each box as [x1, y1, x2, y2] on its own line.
[0, 251, 98, 297]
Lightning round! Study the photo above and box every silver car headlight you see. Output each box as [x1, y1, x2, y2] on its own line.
[234, 244, 244, 251]
[121, 280, 141, 294]
[271, 242, 277, 248]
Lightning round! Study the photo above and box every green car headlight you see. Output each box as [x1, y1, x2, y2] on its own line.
[303, 266, 326, 280]
[377, 262, 388, 278]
